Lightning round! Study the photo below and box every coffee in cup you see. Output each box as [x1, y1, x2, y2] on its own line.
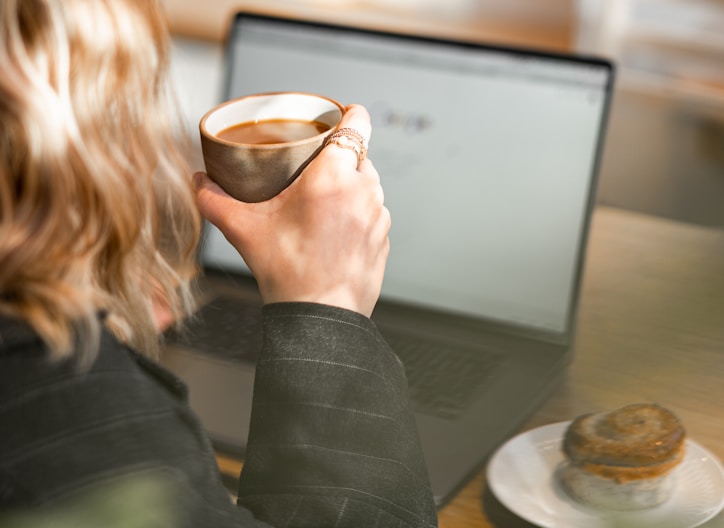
[199, 92, 344, 202]
[216, 119, 332, 145]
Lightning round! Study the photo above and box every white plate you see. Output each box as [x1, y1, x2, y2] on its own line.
[487, 421, 724, 528]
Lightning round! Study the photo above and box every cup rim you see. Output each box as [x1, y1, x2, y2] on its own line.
[199, 91, 344, 148]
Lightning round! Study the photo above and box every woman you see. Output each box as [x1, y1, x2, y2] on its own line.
[0, 0, 438, 527]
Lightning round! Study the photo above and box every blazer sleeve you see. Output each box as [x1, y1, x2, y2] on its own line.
[236, 302, 438, 528]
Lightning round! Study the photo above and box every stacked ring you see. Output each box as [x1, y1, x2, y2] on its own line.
[325, 127, 369, 164]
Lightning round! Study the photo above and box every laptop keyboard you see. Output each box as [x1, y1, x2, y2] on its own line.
[382, 332, 501, 420]
[164, 296, 501, 420]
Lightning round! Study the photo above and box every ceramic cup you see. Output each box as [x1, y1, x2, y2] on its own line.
[199, 92, 344, 202]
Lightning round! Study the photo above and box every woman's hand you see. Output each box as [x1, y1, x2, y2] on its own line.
[194, 105, 390, 317]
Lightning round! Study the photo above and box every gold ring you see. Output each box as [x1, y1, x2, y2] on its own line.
[326, 128, 368, 164]
[334, 128, 367, 145]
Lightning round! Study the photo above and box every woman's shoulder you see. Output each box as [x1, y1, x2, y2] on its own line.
[0, 313, 190, 409]
[0, 315, 141, 401]
[0, 315, 45, 357]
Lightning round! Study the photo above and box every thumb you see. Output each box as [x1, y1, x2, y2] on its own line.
[193, 171, 260, 250]
[194, 172, 231, 225]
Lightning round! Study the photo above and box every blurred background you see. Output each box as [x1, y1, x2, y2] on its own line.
[163, 0, 724, 228]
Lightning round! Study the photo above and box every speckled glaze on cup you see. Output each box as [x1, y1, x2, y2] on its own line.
[199, 92, 344, 202]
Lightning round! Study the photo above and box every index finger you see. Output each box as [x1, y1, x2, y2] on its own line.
[318, 104, 372, 169]
[337, 104, 372, 144]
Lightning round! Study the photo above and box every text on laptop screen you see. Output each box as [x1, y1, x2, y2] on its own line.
[202, 15, 612, 335]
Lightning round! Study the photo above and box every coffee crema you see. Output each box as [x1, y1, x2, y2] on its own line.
[217, 118, 331, 145]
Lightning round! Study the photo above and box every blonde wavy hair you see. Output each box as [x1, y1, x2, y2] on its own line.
[0, 0, 201, 363]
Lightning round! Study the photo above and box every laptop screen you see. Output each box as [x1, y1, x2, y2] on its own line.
[201, 13, 614, 336]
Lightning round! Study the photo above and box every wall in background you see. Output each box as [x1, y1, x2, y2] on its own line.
[578, 0, 724, 227]
[162, 0, 574, 51]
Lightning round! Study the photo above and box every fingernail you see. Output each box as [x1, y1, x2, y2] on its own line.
[192, 172, 205, 190]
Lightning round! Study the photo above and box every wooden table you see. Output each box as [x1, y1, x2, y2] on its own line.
[216, 206, 724, 526]
[436, 205, 724, 527]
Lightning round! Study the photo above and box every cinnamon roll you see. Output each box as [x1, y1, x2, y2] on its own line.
[559, 403, 686, 510]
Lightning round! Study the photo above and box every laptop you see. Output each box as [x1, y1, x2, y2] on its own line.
[162, 11, 615, 507]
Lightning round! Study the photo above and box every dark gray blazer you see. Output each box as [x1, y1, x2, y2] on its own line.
[0, 302, 438, 527]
